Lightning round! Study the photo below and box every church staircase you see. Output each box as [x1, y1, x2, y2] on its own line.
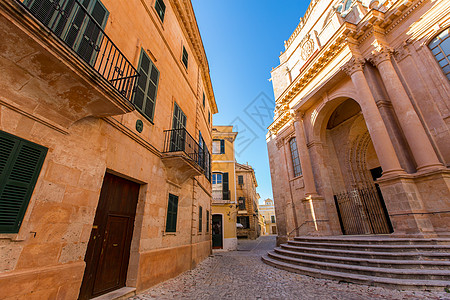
[262, 236, 450, 290]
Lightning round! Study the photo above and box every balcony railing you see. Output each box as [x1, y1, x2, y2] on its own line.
[18, 0, 138, 100]
[163, 128, 211, 178]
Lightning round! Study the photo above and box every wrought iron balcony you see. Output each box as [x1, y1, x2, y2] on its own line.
[162, 128, 211, 184]
[18, 0, 138, 101]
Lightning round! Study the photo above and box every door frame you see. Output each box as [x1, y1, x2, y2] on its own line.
[212, 213, 224, 249]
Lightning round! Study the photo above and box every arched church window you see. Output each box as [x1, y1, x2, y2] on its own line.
[289, 138, 302, 177]
[429, 27, 450, 81]
[344, 0, 352, 11]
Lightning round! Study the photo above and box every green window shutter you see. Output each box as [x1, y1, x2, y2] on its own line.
[133, 49, 160, 122]
[222, 172, 229, 200]
[206, 210, 209, 232]
[220, 140, 225, 154]
[0, 131, 47, 233]
[198, 206, 202, 232]
[155, 0, 166, 22]
[165, 193, 178, 232]
[182, 46, 188, 69]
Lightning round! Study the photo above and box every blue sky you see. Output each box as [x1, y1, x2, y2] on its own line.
[192, 1, 310, 202]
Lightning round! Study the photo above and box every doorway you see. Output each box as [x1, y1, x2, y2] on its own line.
[212, 214, 223, 249]
[79, 173, 140, 299]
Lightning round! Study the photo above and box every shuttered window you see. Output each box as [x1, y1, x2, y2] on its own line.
[238, 197, 246, 210]
[134, 48, 159, 122]
[165, 193, 178, 232]
[238, 175, 244, 185]
[182, 46, 189, 69]
[206, 210, 209, 232]
[0, 131, 47, 233]
[155, 0, 166, 22]
[198, 206, 202, 232]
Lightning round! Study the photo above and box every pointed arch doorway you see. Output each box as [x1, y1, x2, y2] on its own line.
[323, 99, 393, 235]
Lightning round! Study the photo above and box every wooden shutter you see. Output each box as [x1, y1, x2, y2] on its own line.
[134, 49, 159, 122]
[0, 131, 47, 233]
[206, 210, 209, 232]
[198, 206, 202, 232]
[165, 194, 178, 232]
[222, 172, 229, 200]
[220, 140, 225, 154]
[238, 175, 243, 185]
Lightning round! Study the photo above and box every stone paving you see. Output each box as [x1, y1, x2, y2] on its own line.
[131, 236, 450, 300]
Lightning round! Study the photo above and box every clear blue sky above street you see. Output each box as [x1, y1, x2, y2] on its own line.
[192, 1, 310, 202]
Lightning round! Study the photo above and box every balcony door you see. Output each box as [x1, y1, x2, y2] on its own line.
[212, 173, 223, 202]
[169, 102, 186, 152]
[25, 0, 109, 65]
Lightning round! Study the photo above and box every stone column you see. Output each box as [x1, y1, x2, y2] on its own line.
[369, 47, 443, 172]
[292, 113, 331, 235]
[292, 113, 318, 196]
[341, 57, 405, 177]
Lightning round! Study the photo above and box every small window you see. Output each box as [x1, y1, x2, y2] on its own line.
[271, 215, 276, 223]
[155, 0, 166, 22]
[182, 46, 189, 69]
[0, 131, 48, 233]
[202, 93, 206, 108]
[238, 175, 244, 185]
[212, 139, 224, 154]
[429, 27, 450, 81]
[199, 206, 203, 232]
[344, 0, 352, 11]
[237, 216, 250, 229]
[165, 194, 178, 232]
[134, 49, 159, 122]
[289, 138, 302, 177]
[208, 110, 211, 125]
[206, 210, 210, 232]
[238, 197, 246, 210]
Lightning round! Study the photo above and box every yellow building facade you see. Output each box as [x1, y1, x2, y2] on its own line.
[259, 199, 277, 235]
[211, 126, 238, 251]
[236, 163, 260, 240]
[0, 0, 216, 298]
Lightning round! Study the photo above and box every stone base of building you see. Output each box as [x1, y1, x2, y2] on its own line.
[222, 238, 237, 251]
[0, 241, 211, 299]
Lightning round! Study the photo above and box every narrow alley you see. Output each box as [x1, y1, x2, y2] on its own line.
[131, 236, 447, 300]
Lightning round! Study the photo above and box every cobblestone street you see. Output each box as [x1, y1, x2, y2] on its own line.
[131, 236, 449, 300]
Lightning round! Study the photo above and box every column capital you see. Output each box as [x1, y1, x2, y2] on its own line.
[369, 45, 394, 67]
[341, 57, 365, 76]
[290, 110, 304, 122]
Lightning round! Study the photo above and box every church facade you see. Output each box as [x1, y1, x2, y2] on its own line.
[267, 0, 450, 244]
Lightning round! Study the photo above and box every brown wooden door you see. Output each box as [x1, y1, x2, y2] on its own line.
[79, 173, 140, 299]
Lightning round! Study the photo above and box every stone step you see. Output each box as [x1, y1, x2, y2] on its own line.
[293, 236, 450, 245]
[261, 255, 450, 291]
[287, 240, 450, 253]
[274, 247, 450, 270]
[267, 251, 450, 280]
[280, 244, 450, 261]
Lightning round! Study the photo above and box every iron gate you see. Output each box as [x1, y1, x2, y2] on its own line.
[334, 186, 393, 235]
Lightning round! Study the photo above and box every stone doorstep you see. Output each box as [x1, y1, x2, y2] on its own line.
[288, 241, 450, 252]
[91, 287, 136, 300]
[274, 247, 450, 268]
[261, 255, 450, 291]
[293, 236, 450, 245]
[267, 251, 450, 280]
[281, 244, 450, 260]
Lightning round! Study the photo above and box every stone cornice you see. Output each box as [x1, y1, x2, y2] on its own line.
[268, 110, 293, 135]
[285, 0, 321, 49]
[169, 0, 218, 114]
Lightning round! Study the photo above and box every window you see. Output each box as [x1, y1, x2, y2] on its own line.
[271, 216, 276, 223]
[25, 0, 109, 65]
[0, 131, 47, 233]
[155, 0, 166, 22]
[165, 194, 178, 232]
[289, 138, 302, 177]
[238, 175, 244, 185]
[169, 102, 186, 151]
[212, 139, 224, 154]
[238, 197, 246, 210]
[202, 93, 206, 108]
[429, 27, 450, 81]
[206, 210, 210, 232]
[199, 206, 203, 232]
[237, 216, 250, 229]
[134, 48, 160, 122]
[344, 0, 352, 11]
[208, 110, 211, 125]
[182, 46, 189, 69]
[212, 173, 223, 185]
